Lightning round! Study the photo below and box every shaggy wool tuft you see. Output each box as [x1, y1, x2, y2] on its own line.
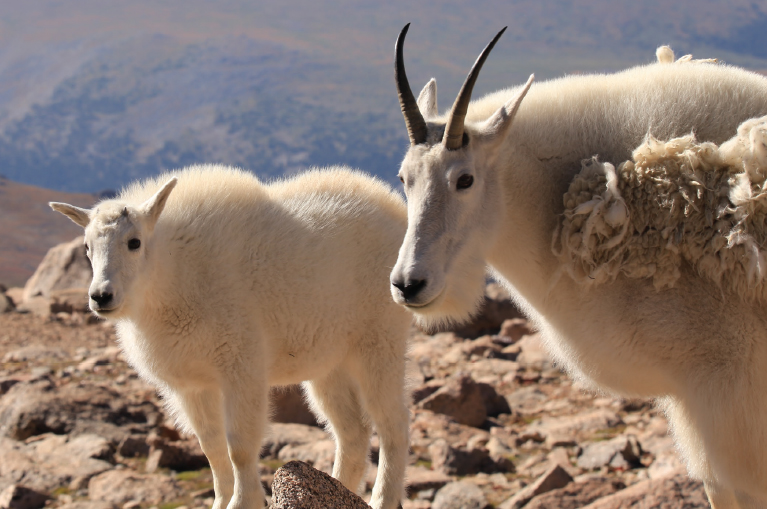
[554, 115, 767, 299]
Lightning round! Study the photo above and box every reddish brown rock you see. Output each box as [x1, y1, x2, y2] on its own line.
[404, 466, 452, 496]
[116, 435, 149, 458]
[515, 334, 550, 371]
[477, 382, 511, 417]
[524, 478, 626, 509]
[14, 297, 50, 317]
[87, 469, 184, 506]
[411, 380, 444, 404]
[271, 386, 319, 426]
[0, 293, 13, 314]
[525, 409, 624, 446]
[49, 288, 89, 314]
[0, 379, 160, 442]
[505, 386, 548, 416]
[499, 317, 535, 343]
[402, 501, 431, 509]
[58, 503, 115, 509]
[428, 438, 513, 476]
[262, 427, 335, 475]
[498, 464, 573, 509]
[462, 335, 503, 359]
[271, 460, 369, 509]
[580, 474, 708, 508]
[2, 345, 67, 364]
[277, 438, 336, 475]
[447, 283, 523, 338]
[0, 484, 48, 509]
[0, 433, 114, 496]
[0, 379, 20, 396]
[145, 436, 207, 473]
[4, 288, 23, 307]
[464, 358, 519, 385]
[432, 481, 488, 509]
[261, 423, 331, 459]
[418, 373, 486, 428]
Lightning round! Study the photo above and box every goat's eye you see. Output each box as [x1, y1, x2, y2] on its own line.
[399, 175, 405, 184]
[457, 174, 474, 190]
[128, 238, 141, 251]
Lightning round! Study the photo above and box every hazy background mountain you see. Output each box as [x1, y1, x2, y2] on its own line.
[1, 0, 766, 194]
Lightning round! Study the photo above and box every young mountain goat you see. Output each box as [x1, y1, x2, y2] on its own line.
[390, 25, 767, 508]
[51, 165, 411, 509]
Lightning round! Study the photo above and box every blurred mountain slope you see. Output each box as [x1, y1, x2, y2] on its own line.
[0, 0, 765, 192]
[0, 176, 95, 286]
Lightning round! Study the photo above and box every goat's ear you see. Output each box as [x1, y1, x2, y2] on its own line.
[140, 177, 177, 228]
[476, 74, 534, 144]
[50, 202, 91, 228]
[417, 79, 438, 119]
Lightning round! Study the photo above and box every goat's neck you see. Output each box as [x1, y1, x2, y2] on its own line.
[486, 143, 574, 314]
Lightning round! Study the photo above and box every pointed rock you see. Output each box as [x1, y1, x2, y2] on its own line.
[418, 373, 486, 428]
[498, 464, 573, 509]
[271, 460, 369, 509]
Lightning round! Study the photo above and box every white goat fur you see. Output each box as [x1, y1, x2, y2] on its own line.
[51, 165, 411, 509]
[391, 47, 767, 508]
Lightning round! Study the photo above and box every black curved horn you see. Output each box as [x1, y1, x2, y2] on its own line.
[395, 24, 428, 146]
[443, 27, 507, 150]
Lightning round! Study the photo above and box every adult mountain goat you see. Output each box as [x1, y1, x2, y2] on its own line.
[390, 24, 767, 508]
[51, 165, 411, 509]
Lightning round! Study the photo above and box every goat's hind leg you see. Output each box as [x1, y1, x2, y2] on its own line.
[174, 388, 234, 509]
[303, 368, 372, 494]
[705, 482, 767, 509]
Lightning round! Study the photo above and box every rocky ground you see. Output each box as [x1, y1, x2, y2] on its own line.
[0, 237, 711, 509]
[0, 296, 710, 509]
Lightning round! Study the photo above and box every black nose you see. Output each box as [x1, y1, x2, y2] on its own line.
[90, 292, 113, 307]
[392, 279, 427, 301]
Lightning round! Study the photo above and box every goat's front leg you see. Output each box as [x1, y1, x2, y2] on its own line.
[175, 388, 234, 509]
[222, 368, 269, 509]
[705, 482, 740, 509]
[734, 490, 767, 509]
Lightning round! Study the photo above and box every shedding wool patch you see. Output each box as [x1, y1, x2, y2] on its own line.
[553, 116, 767, 298]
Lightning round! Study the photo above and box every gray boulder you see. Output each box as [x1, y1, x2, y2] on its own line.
[576, 435, 643, 470]
[21, 237, 91, 307]
[432, 481, 488, 509]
